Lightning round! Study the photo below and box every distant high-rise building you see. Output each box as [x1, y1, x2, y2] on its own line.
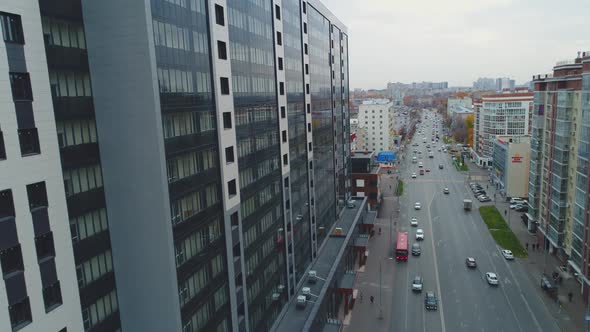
[528, 52, 590, 299]
[496, 77, 516, 91]
[473, 77, 496, 90]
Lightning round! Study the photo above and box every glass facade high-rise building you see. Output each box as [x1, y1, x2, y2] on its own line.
[0, 0, 350, 331]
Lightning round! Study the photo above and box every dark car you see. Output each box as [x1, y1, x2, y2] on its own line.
[515, 204, 528, 212]
[425, 291, 438, 310]
[474, 190, 486, 197]
[438, 164, 444, 169]
[412, 243, 421, 256]
[466, 257, 477, 268]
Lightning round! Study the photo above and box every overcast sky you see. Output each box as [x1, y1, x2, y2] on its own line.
[321, 0, 590, 89]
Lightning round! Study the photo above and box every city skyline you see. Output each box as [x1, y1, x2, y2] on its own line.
[322, 0, 589, 89]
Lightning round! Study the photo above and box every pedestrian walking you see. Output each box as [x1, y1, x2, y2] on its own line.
[359, 292, 363, 303]
[526, 243, 529, 250]
[504, 209, 507, 216]
[568, 292, 573, 303]
[370, 295, 374, 304]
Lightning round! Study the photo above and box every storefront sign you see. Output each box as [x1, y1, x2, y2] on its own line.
[511, 153, 523, 163]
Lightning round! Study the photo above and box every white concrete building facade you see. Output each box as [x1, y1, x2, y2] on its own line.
[357, 99, 395, 152]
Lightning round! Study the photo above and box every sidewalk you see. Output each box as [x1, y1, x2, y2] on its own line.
[469, 161, 586, 332]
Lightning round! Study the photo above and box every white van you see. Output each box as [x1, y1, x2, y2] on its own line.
[412, 156, 417, 163]
[418, 162, 423, 168]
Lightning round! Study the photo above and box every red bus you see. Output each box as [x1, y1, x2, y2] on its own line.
[395, 232, 409, 261]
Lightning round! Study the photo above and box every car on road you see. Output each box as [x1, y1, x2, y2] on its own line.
[474, 190, 486, 197]
[465, 257, 477, 268]
[425, 168, 430, 172]
[443, 187, 449, 194]
[509, 203, 520, 209]
[515, 204, 528, 212]
[415, 229, 424, 240]
[438, 164, 443, 169]
[410, 217, 418, 227]
[478, 195, 492, 202]
[424, 291, 438, 310]
[501, 250, 514, 260]
[411, 243, 421, 256]
[414, 202, 422, 210]
[411, 172, 417, 178]
[412, 275, 423, 292]
[486, 272, 499, 285]
[418, 162, 423, 168]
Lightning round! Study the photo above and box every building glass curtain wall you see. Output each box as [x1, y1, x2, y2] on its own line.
[573, 76, 590, 269]
[332, 26, 346, 216]
[228, 1, 288, 330]
[150, 0, 231, 330]
[283, 0, 312, 284]
[528, 91, 545, 223]
[308, 6, 336, 245]
[40, 3, 122, 330]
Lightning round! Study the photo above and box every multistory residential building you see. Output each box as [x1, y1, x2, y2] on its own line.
[491, 135, 530, 199]
[1, 0, 350, 331]
[0, 2, 83, 331]
[473, 98, 483, 150]
[472, 90, 533, 167]
[357, 99, 395, 152]
[529, 53, 590, 301]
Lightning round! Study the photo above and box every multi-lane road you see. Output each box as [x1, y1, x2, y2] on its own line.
[389, 113, 561, 332]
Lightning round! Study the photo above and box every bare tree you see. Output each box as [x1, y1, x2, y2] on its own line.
[452, 117, 468, 144]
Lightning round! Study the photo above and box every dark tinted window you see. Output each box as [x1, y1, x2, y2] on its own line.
[0, 12, 24, 44]
[9, 73, 33, 101]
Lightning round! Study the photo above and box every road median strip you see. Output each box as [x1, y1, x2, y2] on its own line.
[479, 206, 527, 258]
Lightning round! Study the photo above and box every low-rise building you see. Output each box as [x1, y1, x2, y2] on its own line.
[351, 151, 381, 210]
[447, 96, 472, 116]
[492, 135, 531, 199]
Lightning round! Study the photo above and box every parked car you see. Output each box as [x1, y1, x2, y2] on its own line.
[510, 198, 527, 205]
[424, 291, 438, 310]
[478, 196, 492, 202]
[438, 164, 444, 169]
[515, 204, 528, 212]
[486, 272, 499, 285]
[443, 188, 449, 194]
[465, 257, 477, 268]
[501, 250, 514, 260]
[412, 172, 417, 178]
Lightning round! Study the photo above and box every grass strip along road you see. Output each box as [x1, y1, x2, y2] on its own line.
[479, 206, 527, 258]
[395, 180, 404, 196]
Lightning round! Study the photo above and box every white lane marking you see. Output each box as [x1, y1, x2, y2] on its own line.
[427, 192, 446, 332]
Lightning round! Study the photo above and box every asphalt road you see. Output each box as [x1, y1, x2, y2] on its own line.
[389, 113, 561, 332]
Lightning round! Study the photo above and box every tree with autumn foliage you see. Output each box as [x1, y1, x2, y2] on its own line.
[465, 114, 474, 147]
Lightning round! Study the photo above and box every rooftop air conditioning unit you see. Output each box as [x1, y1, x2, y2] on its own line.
[272, 293, 280, 301]
[302, 287, 311, 299]
[308, 270, 317, 284]
[296, 295, 307, 308]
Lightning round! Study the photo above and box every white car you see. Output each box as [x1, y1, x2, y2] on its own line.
[411, 217, 418, 227]
[443, 188, 449, 194]
[411, 172, 417, 178]
[415, 229, 425, 240]
[414, 202, 422, 210]
[486, 272, 499, 285]
[510, 198, 527, 205]
[501, 250, 514, 260]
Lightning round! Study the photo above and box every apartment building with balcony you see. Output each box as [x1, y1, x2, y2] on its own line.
[529, 52, 590, 299]
[472, 90, 532, 167]
[356, 99, 395, 152]
[2, 0, 350, 331]
[0, 2, 83, 331]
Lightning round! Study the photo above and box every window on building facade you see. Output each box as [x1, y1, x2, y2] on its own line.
[0, 12, 24, 44]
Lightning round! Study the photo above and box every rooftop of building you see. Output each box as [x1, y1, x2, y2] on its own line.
[271, 197, 367, 332]
[495, 135, 531, 145]
[351, 150, 375, 159]
[450, 105, 473, 114]
[361, 98, 391, 105]
[482, 90, 533, 99]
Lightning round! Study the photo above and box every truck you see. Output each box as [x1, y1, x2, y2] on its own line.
[463, 199, 472, 211]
